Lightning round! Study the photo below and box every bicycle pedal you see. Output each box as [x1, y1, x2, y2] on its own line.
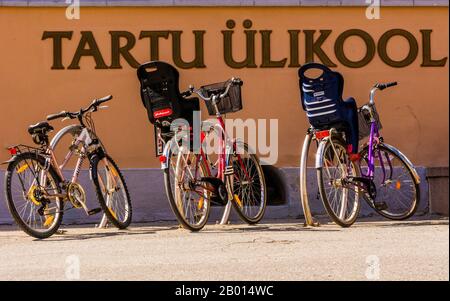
[200, 177, 228, 205]
[87, 208, 102, 216]
[348, 176, 371, 186]
[200, 177, 224, 187]
[374, 202, 388, 211]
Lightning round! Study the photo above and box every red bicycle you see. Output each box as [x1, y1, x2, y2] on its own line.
[161, 78, 267, 231]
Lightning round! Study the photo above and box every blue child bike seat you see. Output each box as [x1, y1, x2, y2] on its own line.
[298, 62, 347, 130]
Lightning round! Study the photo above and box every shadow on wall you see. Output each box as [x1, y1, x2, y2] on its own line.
[262, 165, 287, 206]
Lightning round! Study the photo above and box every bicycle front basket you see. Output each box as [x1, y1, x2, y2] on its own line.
[358, 103, 382, 140]
[201, 81, 243, 116]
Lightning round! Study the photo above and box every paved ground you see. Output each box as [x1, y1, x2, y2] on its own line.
[0, 217, 448, 281]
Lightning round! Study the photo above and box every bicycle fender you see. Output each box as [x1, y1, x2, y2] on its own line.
[315, 137, 330, 169]
[49, 124, 82, 149]
[1, 156, 17, 165]
[380, 143, 421, 184]
[161, 138, 174, 170]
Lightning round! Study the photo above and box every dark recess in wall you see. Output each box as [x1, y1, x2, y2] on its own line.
[262, 165, 287, 206]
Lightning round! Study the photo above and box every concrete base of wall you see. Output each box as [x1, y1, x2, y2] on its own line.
[0, 166, 429, 225]
[426, 167, 449, 216]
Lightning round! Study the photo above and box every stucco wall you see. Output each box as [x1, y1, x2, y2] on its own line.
[0, 6, 448, 168]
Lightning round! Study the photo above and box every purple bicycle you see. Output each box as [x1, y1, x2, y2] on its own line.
[314, 82, 421, 227]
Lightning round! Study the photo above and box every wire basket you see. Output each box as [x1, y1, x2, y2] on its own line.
[358, 103, 382, 140]
[200, 81, 243, 116]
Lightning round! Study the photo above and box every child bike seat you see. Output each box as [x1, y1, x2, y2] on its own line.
[298, 62, 351, 130]
[137, 61, 199, 126]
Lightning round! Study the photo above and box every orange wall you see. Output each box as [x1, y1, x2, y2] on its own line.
[0, 6, 448, 168]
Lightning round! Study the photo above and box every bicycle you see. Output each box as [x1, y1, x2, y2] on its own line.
[137, 61, 266, 231]
[299, 63, 420, 227]
[161, 78, 267, 231]
[315, 84, 421, 226]
[3, 95, 132, 238]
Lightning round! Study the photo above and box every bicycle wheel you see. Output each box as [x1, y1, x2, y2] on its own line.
[229, 142, 267, 224]
[91, 154, 132, 229]
[317, 137, 361, 227]
[5, 152, 64, 239]
[359, 143, 420, 220]
[165, 145, 211, 231]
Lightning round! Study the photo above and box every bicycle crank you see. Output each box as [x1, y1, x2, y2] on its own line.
[199, 177, 228, 205]
[66, 182, 101, 215]
[346, 176, 377, 201]
[66, 182, 86, 209]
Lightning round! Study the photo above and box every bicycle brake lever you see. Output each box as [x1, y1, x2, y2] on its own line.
[99, 105, 109, 109]
[62, 117, 70, 122]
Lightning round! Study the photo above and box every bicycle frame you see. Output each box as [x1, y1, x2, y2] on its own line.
[51, 127, 91, 183]
[359, 86, 393, 184]
[161, 102, 252, 224]
[25, 125, 117, 215]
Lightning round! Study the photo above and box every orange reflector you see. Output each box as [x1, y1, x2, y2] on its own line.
[17, 164, 29, 174]
[110, 167, 118, 178]
[396, 181, 401, 190]
[315, 130, 330, 140]
[198, 197, 204, 210]
[109, 208, 117, 220]
[234, 194, 243, 208]
[43, 215, 54, 227]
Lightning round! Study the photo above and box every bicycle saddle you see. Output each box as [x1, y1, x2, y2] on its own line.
[28, 121, 54, 135]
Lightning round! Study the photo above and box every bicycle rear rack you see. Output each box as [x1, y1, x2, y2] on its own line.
[8, 144, 45, 157]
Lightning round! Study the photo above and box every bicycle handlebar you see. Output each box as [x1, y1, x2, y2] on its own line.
[375, 82, 398, 91]
[370, 82, 398, 104]
[47, 95, 112, 121]
[47, 111, 69, 121]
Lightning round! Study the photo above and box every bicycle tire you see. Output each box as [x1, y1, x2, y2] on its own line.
[317, 137, 361, 227]
[5, 152, 64, 239]
[91, 154, 132, 229]
[164, 145, 211, 231]
[229, 142, 267, 224]
[359, 143, 420, 220]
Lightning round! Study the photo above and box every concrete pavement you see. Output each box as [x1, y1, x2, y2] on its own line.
[0, 217, 448, 281]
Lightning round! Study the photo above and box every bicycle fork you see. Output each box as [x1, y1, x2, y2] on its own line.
[219, 144, 236, 225]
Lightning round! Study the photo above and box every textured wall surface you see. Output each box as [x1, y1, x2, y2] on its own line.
[0, 6, 448, 168]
